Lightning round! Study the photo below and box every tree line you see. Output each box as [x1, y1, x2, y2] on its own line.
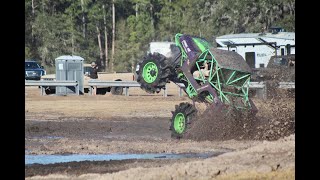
[25, 0, 295, 73]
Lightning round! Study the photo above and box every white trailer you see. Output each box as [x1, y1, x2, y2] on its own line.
[215, 28, 295, 68]
[148, 41, 178, 58]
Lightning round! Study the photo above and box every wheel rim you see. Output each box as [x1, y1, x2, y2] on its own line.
[174, 113, 186, 134]
[142, 62, 158, 83]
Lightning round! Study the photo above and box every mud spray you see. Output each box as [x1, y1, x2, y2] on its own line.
[184, 98, 295, 141]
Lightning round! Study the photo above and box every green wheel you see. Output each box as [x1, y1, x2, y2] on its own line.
[170, 102, 197, 139]
[142, 62, 158, 83]
[136, 53, 173, 94]
[174, 113, 186, 134]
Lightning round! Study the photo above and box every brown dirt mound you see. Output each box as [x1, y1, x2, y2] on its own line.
[184, 105, 256, 141]
[184, 98, 295, 141]
[252, 98, 295, 140]
[266, 80, 295, 99]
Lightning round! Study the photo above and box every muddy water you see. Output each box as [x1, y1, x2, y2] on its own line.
[26, 152, 225, 165]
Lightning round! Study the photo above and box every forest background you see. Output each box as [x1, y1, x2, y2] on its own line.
[25, 0, 295, 73]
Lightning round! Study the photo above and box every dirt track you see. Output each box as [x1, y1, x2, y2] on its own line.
[25, 86, 295, 179]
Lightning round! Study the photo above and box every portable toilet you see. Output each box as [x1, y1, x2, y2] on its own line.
[55, 55, 84, 95]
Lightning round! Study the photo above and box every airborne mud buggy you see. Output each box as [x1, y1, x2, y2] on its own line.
[136, 33, 258, 138]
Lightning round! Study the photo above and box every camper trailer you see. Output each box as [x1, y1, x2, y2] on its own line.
[215, 27, 295, 68]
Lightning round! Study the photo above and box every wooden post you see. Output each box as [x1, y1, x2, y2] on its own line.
[90, 86, 93, 96]
[76, 85, 79, 95]
[41, 86, 45, 96]
[125, 87, 129, 96]
[179, 87, 183, 97]
[93, 86, 96, 96]
[163, 87, 167, 97]
[263, 83, 267, 100]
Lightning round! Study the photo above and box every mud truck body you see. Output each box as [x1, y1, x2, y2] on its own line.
[136, 33, 257, 138]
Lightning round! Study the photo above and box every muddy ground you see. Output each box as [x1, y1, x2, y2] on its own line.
[25, 85, 295, 179]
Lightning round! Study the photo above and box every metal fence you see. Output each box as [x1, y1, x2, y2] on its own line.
[87, 80, 167, 96]
[25, 80, 79, 95]
[279, 82, 295, 89]
[26, 80, 294, 99]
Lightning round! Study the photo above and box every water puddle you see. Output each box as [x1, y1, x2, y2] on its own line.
[25, 151, 225, 165]
[43, 136, 63, 139]
[28, 136, 64, 140]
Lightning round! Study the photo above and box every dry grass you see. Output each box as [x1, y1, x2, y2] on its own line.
[25, 84, 189, 118]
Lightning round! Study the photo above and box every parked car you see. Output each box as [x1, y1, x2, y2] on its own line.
[25, 60, 46, 80]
